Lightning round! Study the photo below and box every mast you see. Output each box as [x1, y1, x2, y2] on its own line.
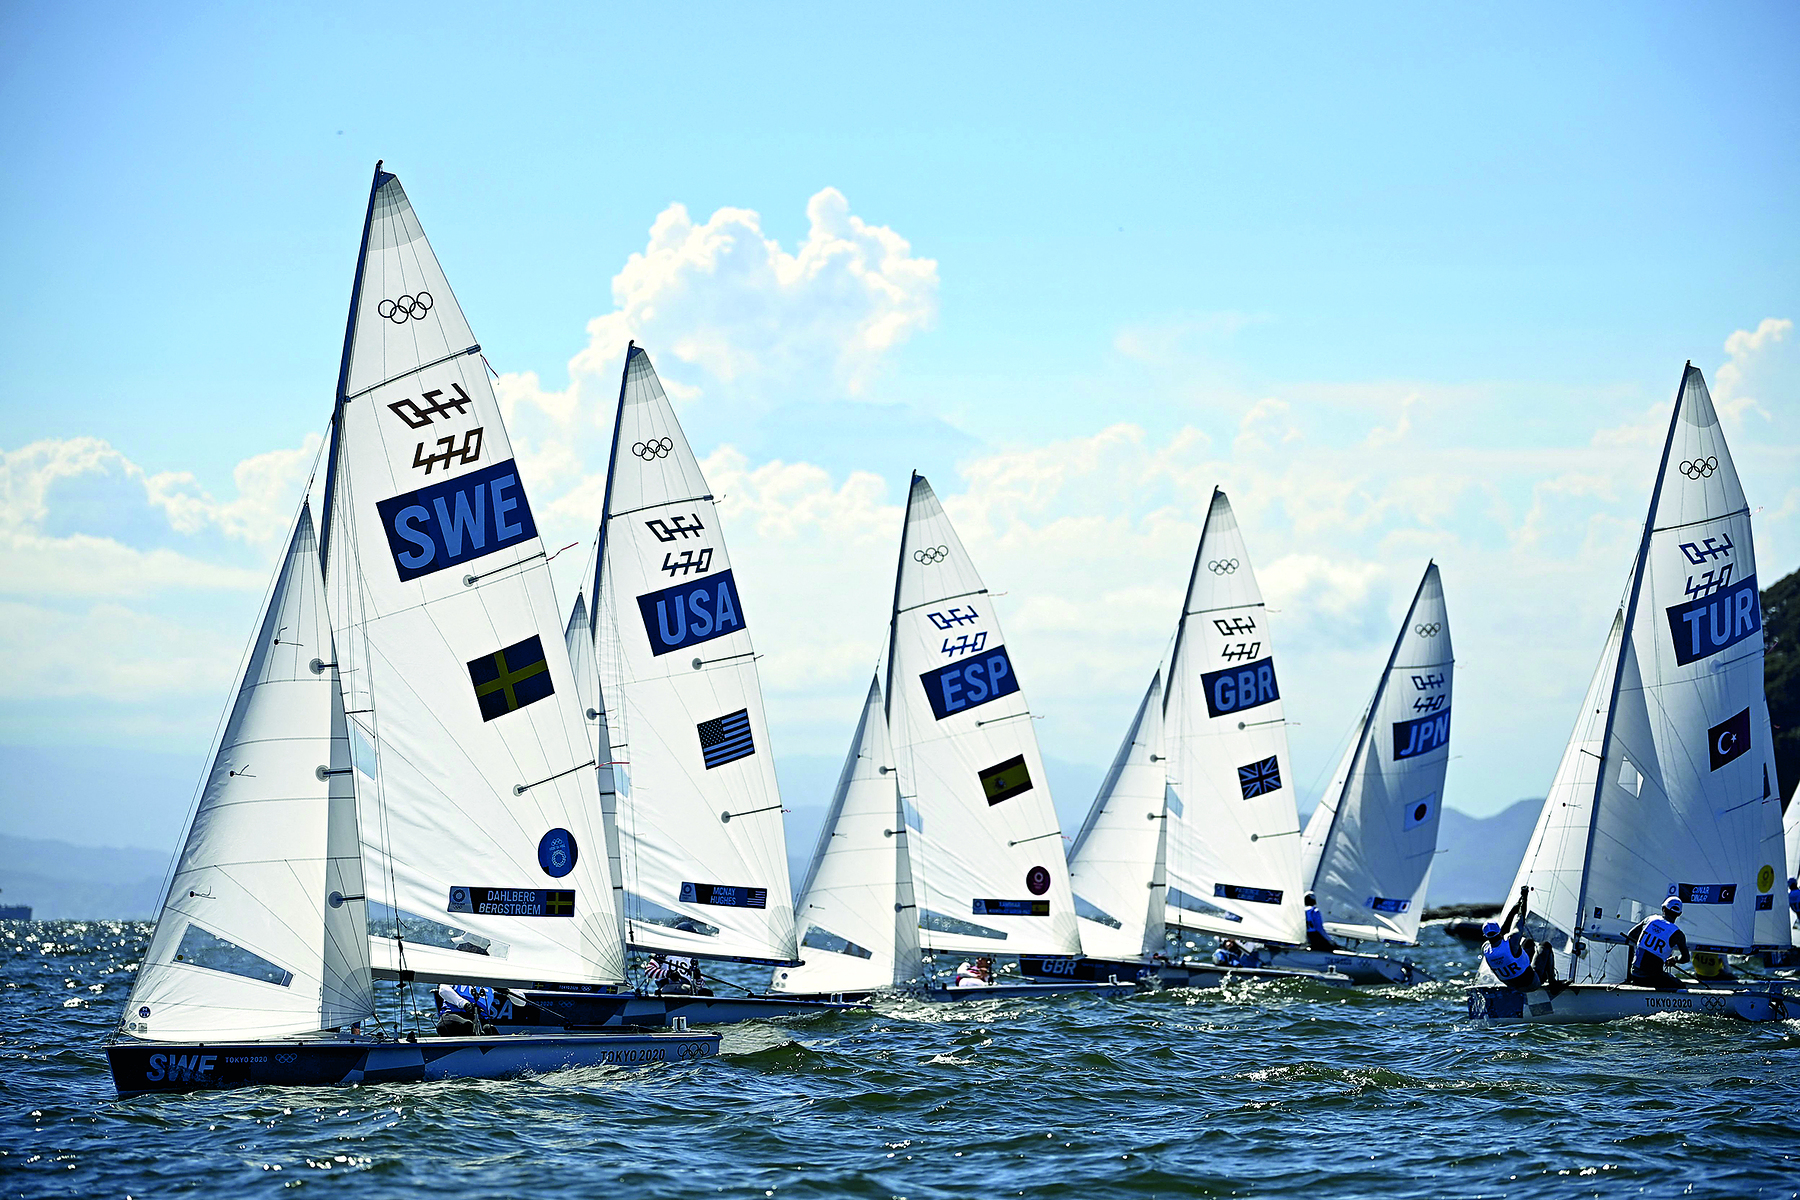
[881, 472, 918, 725]
[1570, 365, 1690, 943]
[1162, 486, 1219, 716]
[589, 342, 635, 635]
[319, 161, 387, 572]
[1308, 563, 1433, 892]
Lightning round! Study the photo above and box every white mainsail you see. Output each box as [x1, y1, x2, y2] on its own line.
[885, 474, 1082, 957]
[1161, 489, 1307, 945]
[1299, 562, 1454, 944]
[1066, 672, 1169, 960]
[123, 505, 374, 1041]
[587, 345, 797, 964]
[1505, 364, 1786, 982]
[564, 589, 626, 935]
[773, 677, 921, 994]
[321, 167, 625, 989]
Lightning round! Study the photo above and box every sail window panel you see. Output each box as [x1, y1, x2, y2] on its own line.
[799, 925, 873, 960]
[367, 902, 511, 959]
[1073, 895, 1124, 929]
[919, 909, 1007, 941]
[172, 924, 293, 987]
[626, 892, 721, 938]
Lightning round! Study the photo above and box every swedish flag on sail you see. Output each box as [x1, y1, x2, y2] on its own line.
[467, 635, 554, 722]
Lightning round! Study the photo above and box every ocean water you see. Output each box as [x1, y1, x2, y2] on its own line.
[4, 921, 1797, 1200]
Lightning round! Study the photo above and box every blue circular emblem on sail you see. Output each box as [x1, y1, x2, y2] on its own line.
[1026, 865, 1051, 896]
[539, 828, 578, 878]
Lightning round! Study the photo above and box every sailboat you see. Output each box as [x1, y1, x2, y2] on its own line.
[109, 165, 718, 1094]
[1468, 364, 1794, 1024]
[779, 474, 1130, 1001]
[495, 344, 860, 1029]
[1260, 563, 1453, 985]
[1022, 488, 1349, 989]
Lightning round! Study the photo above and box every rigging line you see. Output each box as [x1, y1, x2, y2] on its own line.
[343, 344, 483, 401]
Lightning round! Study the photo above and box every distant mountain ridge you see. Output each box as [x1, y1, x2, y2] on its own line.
[0, 834, 167, 920]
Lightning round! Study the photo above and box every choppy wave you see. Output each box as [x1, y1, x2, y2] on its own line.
[3, 920, 1797, 1198]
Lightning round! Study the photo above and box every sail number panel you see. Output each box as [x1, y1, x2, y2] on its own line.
[1198, 658, 1280, 719]
[1392, 709, 1451, 760]
[1664, 573, 1760, 666]
[972, 899, 1050, 917]
[377, 459, 537, 582]
[636, 571, 745, 656]
[919, 647, 1020, 720]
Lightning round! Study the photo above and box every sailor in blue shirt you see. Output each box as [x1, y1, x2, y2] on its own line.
[1788, 876, 1799, 920]
[1211, 938, 1262, 968]
[1481, 920, 1543, 991]
[435, 983, 500, 1036]
[1303, 893, 1336, 952]
[1625, 897, 1690, 990]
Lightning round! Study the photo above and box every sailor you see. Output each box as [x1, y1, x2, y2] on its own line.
[1480, 921, 1543, 992]
[1625, 897, 1690, 989]
[1691, 950, 1735, 983]
[1212, 939, 1261, 968]
[1788, 876, 1800, 920]
[1493, 885, 1558, 986]
[435, 983, 499, 1036]
[677, 956, 714, 997]
[953, 957, 994, 988]
[1303, 893, 1336, 952]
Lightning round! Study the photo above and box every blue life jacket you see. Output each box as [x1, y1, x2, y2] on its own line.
[1631, 916, 1678, 974]
[453, 984, 499, 1019]
[1788, 885, 1800, 917]
[1305, 906, 1326, 936]
[1483, 936, 1530, 982]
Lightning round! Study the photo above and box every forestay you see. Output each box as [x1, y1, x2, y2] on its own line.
[123, 505, 374, 1041]
[773, 678, 921, 994]
[1066, 673, 1169, 960]
[885, 474, 1081, 957]
[587, 346, 797, 964]
[322, 167, 625, 988]
[1300, 563, 1454, 944]
[1162, 489, 1307, 945]
[1506, 365, 1787, 981]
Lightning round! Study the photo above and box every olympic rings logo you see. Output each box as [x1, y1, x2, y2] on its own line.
[1679, 457, 1718, 479]
[914, 545, 949, 565]
[633, 437, 673, 461]
[1415, 623, 1441, 637]
[1208, 559, 1239, 574]
[275, 1053, 297, 1064]
[378, 292, 433, 323]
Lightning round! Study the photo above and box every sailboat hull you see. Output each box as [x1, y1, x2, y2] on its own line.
[1256, 946, 1426, 985]
[107, 1031, 718, 1096]
[1017, 955, 1159, 984]
[496, 989, 865, 1029]
[1466, 982, 1795, 1025]
[1019, 954, 1352, 989]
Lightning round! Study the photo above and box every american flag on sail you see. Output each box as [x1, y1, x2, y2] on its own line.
[642, 958, 671, 982]
[697, 708, 755, 770]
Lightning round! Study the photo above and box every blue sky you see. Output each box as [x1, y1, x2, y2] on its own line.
[3, 2, 1798, 853]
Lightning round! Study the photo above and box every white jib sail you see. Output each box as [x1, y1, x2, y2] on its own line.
[1509, 365, 1782, 981]
[884, 474, 1082, 958]
[564, 589, 625, 936]
[588, 345, 797, 964]
[773, 677, 921, 994]
[322, 167, 624, 988]
[1299, 562, 1453, 945]
[1161, 488, 1307, 945]
[1066, 672, 1169, 961]
[124, 504, 374, 1041]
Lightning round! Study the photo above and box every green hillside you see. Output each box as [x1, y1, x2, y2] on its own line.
[1766, 566, 1799, 802]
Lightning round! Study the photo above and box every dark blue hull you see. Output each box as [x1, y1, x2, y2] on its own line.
[496, 989, 865, 1029]
[919, 980, 1135, 1001]
[107, 1031, 718, 1096]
